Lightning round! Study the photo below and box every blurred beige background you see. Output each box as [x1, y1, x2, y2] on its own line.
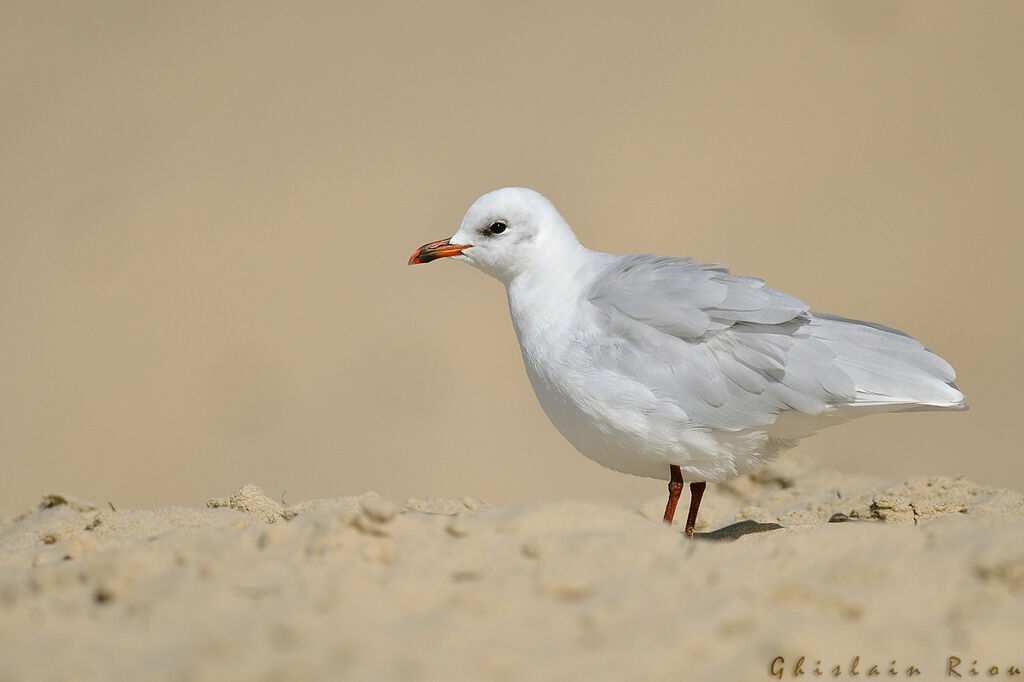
[1, 1, 1021, 514]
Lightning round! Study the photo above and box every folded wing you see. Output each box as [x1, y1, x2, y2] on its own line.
[586, 255, 964, 433]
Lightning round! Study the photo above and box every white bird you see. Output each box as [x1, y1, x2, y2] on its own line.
[409, 187, 966, 536]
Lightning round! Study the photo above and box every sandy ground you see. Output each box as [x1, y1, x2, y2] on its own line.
[1, 456, 1022, 682]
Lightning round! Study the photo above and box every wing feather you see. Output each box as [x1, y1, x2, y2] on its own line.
[585, 254, 964, 432]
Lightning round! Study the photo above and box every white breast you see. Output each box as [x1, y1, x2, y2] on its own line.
[507, 283, 783, 482]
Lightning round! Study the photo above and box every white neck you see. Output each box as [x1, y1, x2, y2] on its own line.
[505, 242, 606, 343]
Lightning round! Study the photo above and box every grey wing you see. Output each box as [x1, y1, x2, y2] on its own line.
[586, 255, 964, 433]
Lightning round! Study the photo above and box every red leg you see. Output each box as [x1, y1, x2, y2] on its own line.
[663, 465, 684, 524]
[684, 481, 706, 537]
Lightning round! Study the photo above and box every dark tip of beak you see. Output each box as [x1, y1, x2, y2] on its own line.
[408, 243, 442, 265]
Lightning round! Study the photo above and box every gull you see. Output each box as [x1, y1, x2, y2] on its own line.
[409, 188, 966, 536]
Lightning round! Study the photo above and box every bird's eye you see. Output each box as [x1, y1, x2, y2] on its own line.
[488, 221, 507, 235]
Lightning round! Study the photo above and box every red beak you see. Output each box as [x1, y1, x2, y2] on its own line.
[408, 238, 471, 265]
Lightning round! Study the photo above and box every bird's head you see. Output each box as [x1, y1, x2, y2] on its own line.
[408, 187, 580, 284]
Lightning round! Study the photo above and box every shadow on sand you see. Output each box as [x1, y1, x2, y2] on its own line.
[693, 520, 784, 542]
